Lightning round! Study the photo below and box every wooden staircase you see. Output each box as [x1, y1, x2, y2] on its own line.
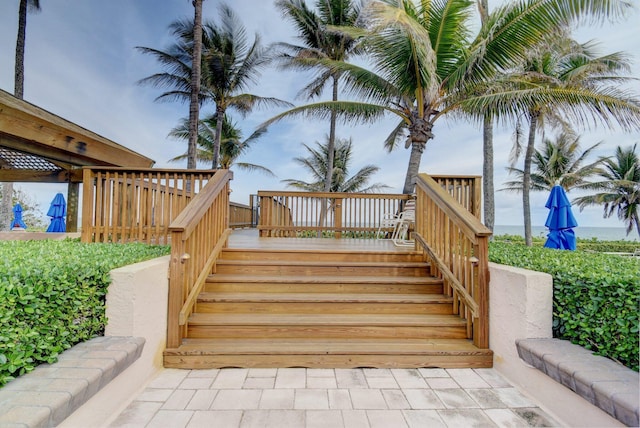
[164, 246, 493, 369]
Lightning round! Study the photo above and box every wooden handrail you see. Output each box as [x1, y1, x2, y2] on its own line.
[166, 169, 233, 349]
[415, 173, 492, 349]
[257, 191, 411, 238]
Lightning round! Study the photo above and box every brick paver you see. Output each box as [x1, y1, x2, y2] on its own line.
[109, 368, 560, 427]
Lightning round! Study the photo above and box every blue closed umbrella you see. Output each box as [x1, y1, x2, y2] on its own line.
[11, 203, 27, 229]
[46, 193, 66, 233]
[543, 185, 577, 250]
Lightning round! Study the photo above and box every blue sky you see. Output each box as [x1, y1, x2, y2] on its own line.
[0, 0, 639, 233]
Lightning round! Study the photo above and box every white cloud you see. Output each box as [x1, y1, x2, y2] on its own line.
[0, 0, 638, 235]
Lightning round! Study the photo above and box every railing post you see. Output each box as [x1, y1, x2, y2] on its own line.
[81, 168, 94, 243]
[334, 196, 343, 239]
[167, 233, 185, 349]
[473, 237, 490, 348]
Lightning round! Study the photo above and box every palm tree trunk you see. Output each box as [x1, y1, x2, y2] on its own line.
[0, 183, 13, 231]
[482, 115, 494, 231]
[212, 107, 224, 169]
[2, 0, 28, 230]
[324, 75, 339, 192]
[523, 111, 539, 246]
[318, 75, 340, 235]
[188, 0, 203, 170]
[402, 142, 426, 195]
[14, 0, 27, 99]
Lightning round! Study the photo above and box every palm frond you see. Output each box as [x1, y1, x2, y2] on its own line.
[259, 101, 392, 130]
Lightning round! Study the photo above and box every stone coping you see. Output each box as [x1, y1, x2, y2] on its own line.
[0, 336, 145, 428]
[517, 338, 639, 427]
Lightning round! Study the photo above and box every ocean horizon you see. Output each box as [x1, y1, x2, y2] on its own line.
[493, 225, 639, 242]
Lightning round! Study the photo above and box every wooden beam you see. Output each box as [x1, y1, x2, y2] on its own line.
[0, 168, 83, 183]
[0, 89, 154, 168]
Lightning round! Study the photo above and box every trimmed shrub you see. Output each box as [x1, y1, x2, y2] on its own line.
[0, 239, 169, 386]
[489, 242, 639, 371]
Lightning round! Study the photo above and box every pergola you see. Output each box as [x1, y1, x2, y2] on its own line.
[0, 88, 155, 231]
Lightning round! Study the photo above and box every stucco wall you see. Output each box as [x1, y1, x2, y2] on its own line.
[61, 255, 170, 428]
[489, 262, 623, 427]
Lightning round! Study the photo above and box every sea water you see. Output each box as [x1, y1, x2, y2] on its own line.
[493, 225, 639, 242]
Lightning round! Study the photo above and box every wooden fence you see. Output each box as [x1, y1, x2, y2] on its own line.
[256, 191, 412, 238]
[414, 173, 492, 349]
[81, 168, 217, 243]
[167, 169, 233, 349]
[229, 201, 254, 228]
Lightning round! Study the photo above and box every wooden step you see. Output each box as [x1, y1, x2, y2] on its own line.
[214, 259, 429, 277]
[196, 292, 453, 315]
[164, 338, 493, 369]
[220, 248, 425, 263]
[186, 313, 467, 339]
[205, 274, 443, 294]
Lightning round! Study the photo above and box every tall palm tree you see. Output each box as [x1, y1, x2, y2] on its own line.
[508, 34, 635, 245]
[574, 144, 640, 236]
[188, 0, 204, 169]
[283, 137, 389, 193]
[137, 3, 291, 168]
[263, 0, 638, 198]
[274, 0, 364, 193]
[2, 0, 41, 231]
[503, 132, 604, 192]
[168, 114, 275, 176]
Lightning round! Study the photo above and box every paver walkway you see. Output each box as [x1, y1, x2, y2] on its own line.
[110, 367, 560, 427]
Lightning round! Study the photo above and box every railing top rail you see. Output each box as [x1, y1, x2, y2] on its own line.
[429, 174, 482, 180]
[257, 191, 411, 199]
[82, 167, 219, 174]
[168, 169, 233, 237]
[418, 173, 491, 238]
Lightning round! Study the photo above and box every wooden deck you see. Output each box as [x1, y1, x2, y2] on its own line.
[227, 228, 412, 252]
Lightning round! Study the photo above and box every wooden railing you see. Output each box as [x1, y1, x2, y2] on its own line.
[81, 167, 217, 243]
[414, 173, 492, 349]
[229, 201, 254, 228]
[430, 175, 482, 219]
[257, 191, 411, 238]
[166, 169, 233, 349]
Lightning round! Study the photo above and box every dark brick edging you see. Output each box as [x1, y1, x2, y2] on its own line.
[517, 338, 639, 427]
[0, 336, 145, 428]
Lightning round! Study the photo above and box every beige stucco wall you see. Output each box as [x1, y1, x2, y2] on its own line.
[61, 255, 170, 428]
[489, 262, 623, 427]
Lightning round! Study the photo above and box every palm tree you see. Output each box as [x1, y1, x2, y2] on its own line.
[574, 144, 640, 236]
[167, 114, 275, 176]
[508, 34, 636, 245]
[283, 137, 389, 193]
[263, 0, 638, 199]
[188, 0, 204, 169]
[274, 0, 364, 193]
[137, 3, 291, 169]
[503, 132, 604, 192]
[2, 0, 41, 231]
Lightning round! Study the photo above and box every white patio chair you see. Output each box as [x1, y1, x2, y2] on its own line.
[391, 201, 416, 247]
[376, 199, 415, 245]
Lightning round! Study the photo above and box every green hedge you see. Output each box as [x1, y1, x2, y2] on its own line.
[0, 239, 169, 386]
[494, 234, 640, 253]
[489, 242, 639, 371]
